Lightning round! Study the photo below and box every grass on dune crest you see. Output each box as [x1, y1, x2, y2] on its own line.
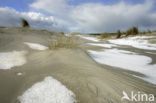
[48, 35, 79, 49]
[97, 26, 155, 40]
[98, 33, 115, 39]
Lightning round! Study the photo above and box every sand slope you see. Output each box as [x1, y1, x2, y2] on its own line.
[0, 27, 155, 103]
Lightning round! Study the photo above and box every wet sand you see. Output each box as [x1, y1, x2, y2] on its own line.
[0, 27, 156, 103]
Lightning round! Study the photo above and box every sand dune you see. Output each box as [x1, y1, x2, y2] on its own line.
[0, 27, 156, 103]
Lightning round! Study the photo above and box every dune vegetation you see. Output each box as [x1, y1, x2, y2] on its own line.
[21, 18, 30, 28]
[48, 36, 79, 49]
[96, 26, 155, 40]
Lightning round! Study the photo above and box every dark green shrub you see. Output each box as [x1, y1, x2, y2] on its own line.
[98, 33, 114, 39]
[142, 31, 146, 34]
[21, 18, 30, 27]
[126, 26, 139, 36]
[147, 29, 151, 34]
[116, 29, 121, 38]
[132, 27, 139, 35]
[126, 29, 131, 36]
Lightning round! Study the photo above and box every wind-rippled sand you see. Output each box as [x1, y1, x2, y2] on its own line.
[0, 27, 156, 103]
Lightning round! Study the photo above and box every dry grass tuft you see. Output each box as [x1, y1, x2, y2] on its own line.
[48, 36, 79, 49]
[98, 33, 115, 39]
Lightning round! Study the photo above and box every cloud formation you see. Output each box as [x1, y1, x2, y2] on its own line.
[0, 7, 69, 32]
[30, 0, 70, 17]
[0, 0, 156, 33]
[30, 0, 156, 33]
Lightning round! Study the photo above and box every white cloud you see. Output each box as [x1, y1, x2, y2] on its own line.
[0, 7, 21, 26]
[0, 7, 69, 32]
[30, 0, 71, 17]
[70, 2, 156, 33]
[30, 0, 156, 33]
[1, 0, 156, 33]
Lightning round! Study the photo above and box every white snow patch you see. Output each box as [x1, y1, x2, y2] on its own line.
[132, 75, 156, 85]
[129, 36, 155, 39]
[108, 36, 156, 50]
[146, 52, 156, 55]
[0, 51, 27, 70]
[24, 42, 48, 50]
[88, 43, 117, 48]
[64, 33, 71, 36]
[18, 76, 76, 103]
[65, 33, 69, 36]
[78, 35, 99, 42]
[17, 72, 23, 76]
[88, 49, 156, 84]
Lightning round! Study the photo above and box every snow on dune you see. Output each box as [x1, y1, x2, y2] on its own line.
[24, 42, 48, 50]
[108, 36, 156, 50]
[129, 36, 155, 39]
[0, 51, 27, 70]
[88, 49, 156, 84]
[78, 35, 99, 42]
[88, 43, 117, 48]
[18, 76, 76, 103]
[64, 33, 71, 36]
[17, 72, 23, 76]
[146, 52, 156, 55]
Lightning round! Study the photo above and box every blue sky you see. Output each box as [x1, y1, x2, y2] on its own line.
[0, 0, 34, 11]
[0, 0, 156, 33]
[0, 0, 149, 11]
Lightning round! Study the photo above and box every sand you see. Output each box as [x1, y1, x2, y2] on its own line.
[0, 27, 156, 103]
